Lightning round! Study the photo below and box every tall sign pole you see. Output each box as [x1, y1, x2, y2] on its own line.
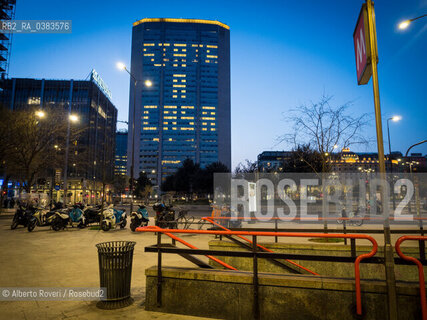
[353, 1, 397, 319]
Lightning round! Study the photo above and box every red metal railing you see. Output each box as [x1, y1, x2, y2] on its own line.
[136, 226, 377, 316]
[208, 215, 427, 221]
[142, 225, 236, 270]
[395, 236, 427, 320]
[203, 217, 318, 275]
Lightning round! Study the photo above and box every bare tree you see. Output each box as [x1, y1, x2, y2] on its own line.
[2, 108, 86, 194]
[279, 94, 371, 158]
[279, 94, 371, 232]
[234, 160, 258, 176]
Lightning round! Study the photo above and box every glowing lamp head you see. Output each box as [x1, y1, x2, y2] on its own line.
[69, 114, 79, 122]
[35, 110, 45, 118]
[392, 115, 402, 122]
[116, 62, 126, 70]
[398, 20, 410, 30]
[144, 80, 153, 87]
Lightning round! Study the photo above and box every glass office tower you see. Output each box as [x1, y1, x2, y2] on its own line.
[128, 18, 231, 186]
[115, 130, 128, 176]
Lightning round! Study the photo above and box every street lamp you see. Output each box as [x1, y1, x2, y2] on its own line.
[116, 61, 152, 215]
[63, 113, 79, 205]
[386, 115, 401, 166]
[386, 115, 401, 210]
[116, 62, 126, 70]
[398, 14, 427, 30]
[35, 110, 45, 118]
[69, 114, 79, 122]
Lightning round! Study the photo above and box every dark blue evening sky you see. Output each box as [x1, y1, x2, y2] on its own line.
[9, 0, 427, 168]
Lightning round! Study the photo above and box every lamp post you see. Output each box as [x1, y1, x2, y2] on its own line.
[386, 115, 401, 210]
[117, 62, 152, 215]
[398, 14, 427, 30]
[63, 113, 79, 206]
[405, 140, 427, 260]
[35, 110, 79, 206]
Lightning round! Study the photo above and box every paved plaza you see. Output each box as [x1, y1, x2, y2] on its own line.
[0, 213, 213, 320]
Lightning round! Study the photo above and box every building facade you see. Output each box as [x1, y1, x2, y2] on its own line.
[0, 72, 118, 203]
[258, 151, 293, 172]
[257, 148, 426, 174]
[115, 130, 128, 176]
[128, 18, 231, 186]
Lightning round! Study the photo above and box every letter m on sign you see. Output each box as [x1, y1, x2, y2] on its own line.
[353, 4, 372, 85]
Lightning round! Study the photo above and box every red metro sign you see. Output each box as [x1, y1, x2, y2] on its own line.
[353, 4, 372, 85]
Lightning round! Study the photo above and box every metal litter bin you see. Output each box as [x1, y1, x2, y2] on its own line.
[96, 241, 136, 309]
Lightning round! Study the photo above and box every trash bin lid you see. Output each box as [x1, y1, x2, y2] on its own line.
[96, 241, 136, 253]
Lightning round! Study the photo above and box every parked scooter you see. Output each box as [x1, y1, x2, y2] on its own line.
[27, 206, 57, 232]
[101, 205, 127, 231]
[50, 207, 75, 231]
[11, 205, 36, 229]
[153, 203, 176, 228]
[68, 205, 85, 228]
[83, 204, 102, 226]
[130, 205, 149, 231]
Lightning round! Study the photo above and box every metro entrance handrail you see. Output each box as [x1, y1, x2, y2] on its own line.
[136, 226, 378, 316]
[141, 225, 236, 270]
[203, 216, 318, 275]
[395, 236, 427, 320]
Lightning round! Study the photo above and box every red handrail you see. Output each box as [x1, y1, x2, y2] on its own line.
[395, 236, 427, 320]
[203, 217, 318, 275]
[143, 225, 237, 270]
[136, 226, 377, 316]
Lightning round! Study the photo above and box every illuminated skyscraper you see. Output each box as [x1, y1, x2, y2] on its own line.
[115, 130, 128, 176]
[128, 18, 231, 186]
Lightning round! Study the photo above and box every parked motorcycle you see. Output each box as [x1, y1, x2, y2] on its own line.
[153, 203, 176, 228]
[50, 208, 72, 231]
[83, 204, 102, 226]
[101, 205, 127, 231]
[11, 205, 36, 229]
[68, 205, 85, 228]
[27, 206, 57, 232]
[49, 204, 85, 231]
[130, 205, 149, 231]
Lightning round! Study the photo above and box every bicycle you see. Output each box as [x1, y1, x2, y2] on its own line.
[337, 209, 363, 226]
[176, 209, 195, 229]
